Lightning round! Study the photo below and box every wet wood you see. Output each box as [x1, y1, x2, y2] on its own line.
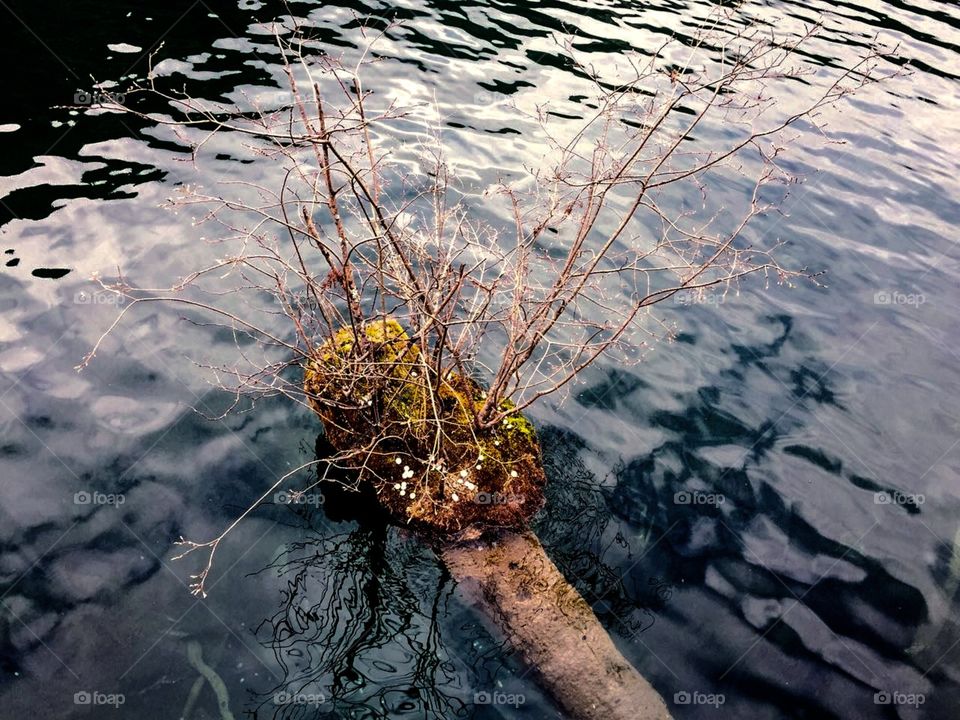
[444, 531, 672, 720]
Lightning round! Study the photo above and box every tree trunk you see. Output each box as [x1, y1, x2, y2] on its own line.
[443, 531, 672, 720]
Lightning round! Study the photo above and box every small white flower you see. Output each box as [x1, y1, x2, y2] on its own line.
[451, 493, 459, 502]
[402, 469, 414, 479]
[456, 478, 464, 485]
[401, 481, 407, 490]
[409, 492, 416, 499]
[494, 440, 500, 447]
[400, 490, 406, 497]
[395, 457, 403, 465]
[465, 481, 476, 491]
[476, 464, 482, 470]
[511, 470, 518, 478]
[394, 483, 401, 490]
[460, 470, 468, 478]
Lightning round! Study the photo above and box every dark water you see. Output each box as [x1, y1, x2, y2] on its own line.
[1, 1, 959, 718]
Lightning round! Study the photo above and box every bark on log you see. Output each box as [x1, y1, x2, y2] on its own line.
[443, 531, 672, 720]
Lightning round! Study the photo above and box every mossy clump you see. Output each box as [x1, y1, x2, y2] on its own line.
[304, 320, 546, 535]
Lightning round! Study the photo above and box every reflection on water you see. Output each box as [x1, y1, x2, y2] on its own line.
[245, 444, 530, 719]
[253, 523, 467, 719]
[1, 0, 959, 718]
[249, 436, 672, 719]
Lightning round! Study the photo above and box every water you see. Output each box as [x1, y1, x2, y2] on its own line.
[1, 1, 958, 718]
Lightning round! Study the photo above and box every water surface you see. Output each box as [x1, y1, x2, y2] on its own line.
[1, 1, 959, 718]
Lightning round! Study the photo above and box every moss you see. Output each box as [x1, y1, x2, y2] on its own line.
[304, 321, 546, 536]
[503, 411, 535, 436]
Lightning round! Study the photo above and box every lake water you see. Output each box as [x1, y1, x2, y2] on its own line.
[1, 1, 958, 718]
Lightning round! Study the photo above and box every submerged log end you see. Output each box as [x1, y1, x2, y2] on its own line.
[444, 531, 673, 720]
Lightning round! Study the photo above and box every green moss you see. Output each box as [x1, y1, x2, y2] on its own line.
[304, 321, 546, 535]
[505, 413, 535, 436]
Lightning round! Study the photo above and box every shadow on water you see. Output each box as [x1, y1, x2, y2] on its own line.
[536, 315, 952, 718]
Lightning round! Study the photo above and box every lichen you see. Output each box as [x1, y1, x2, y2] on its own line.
[304, 321, 546, 535]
